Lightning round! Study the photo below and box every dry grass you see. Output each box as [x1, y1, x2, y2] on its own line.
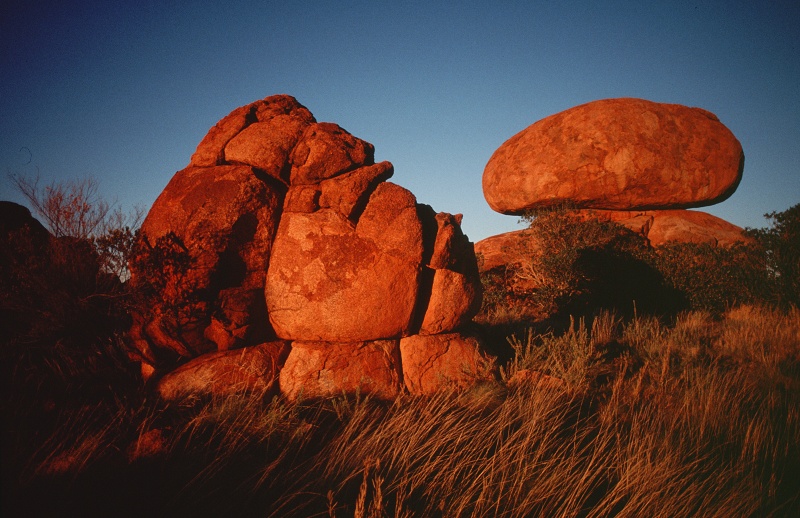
[3, 305, 799, 517]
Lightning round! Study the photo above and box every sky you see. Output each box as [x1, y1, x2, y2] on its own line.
[1, 0, 798, 242]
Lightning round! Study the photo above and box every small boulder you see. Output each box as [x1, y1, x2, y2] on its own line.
[156, 341, 290, 401]
[279, 340, 402, 401]
[400, 332, 496, 395]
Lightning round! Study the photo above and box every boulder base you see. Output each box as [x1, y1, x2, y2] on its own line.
[400, 332, 496, 395]
[156, 341, 290, 401]
[279, 340, 402, 400]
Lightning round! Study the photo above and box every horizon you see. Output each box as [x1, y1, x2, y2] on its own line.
[2, 0, 798, 242]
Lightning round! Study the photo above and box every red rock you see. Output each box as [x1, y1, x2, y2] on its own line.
[428, 212, 471, 270]
[156, 341, 290, 401]
[576, 209, 748, 246]
[279, 340, 402, 401]
[224, 115, 309, 181]
[290, 122, 375, 185]
[356, 182, 424, 264]
[420, 269, 481, 334]
[265, 203, 421, 341]
[319, 161, 394, 220]
[190, 94, 314, 168]
[399, 332, 496, 395]
[284, 184, 321, 213]
[190, 104, 253, 167]
[474, 229, 540, 274]
[644, 210, 748, 246]
[131, 164, 283, 361]
[418, 212, 482, 334]
[483, 98, 744, 214]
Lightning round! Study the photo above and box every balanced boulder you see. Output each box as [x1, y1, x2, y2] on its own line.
[483, 98, 744, 214]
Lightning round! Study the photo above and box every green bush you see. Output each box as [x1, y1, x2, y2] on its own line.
[481, 204, 798, 323]
[746, 203, 800, 309]
[519, 209, 681, 318]
[649, 241, 769, 314]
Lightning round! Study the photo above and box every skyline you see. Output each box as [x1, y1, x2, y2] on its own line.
[2, 0, 798, 242]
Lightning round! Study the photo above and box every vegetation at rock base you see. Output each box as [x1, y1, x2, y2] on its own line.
[478, 204, 799, 324]
[2, 176, 799, 517]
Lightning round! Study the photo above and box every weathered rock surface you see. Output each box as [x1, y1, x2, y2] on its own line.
[483, 98, 744, 214]
[156, 341, 290, 401]
[131, 164, 283, 359]
[279, 340, 402, 400]
[475, 229, 540, 274]
[577, 209, 748, 247]
[131, 94, 490, 398]
[266, 183, 423, 342]
[418, 212, 482, 335]
[400, 332, 496, 395]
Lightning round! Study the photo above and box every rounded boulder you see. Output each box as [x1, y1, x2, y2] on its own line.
[483, 98, 744, 214]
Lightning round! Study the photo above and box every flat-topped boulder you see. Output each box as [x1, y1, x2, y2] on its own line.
[483, 98, 744, 214]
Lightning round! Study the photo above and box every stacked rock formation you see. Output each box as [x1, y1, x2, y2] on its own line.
[129, 95, 490, 400]
[481, 98, 749, 249]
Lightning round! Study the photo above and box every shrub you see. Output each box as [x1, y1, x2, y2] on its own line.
[746, 203, 800, 309]
[650, 241, 770, 314]
[518, 209, 681, 318]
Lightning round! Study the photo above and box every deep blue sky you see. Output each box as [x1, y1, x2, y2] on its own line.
[2, 0, 798, 241]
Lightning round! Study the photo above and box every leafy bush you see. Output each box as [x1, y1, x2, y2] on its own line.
[481, 204, 798, 324]
[487, 209, 681, 320]
[649, 241, 769, 314]
[747, 203, 800, 308]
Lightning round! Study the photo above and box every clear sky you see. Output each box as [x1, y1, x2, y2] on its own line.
[2, 0, 798, 242]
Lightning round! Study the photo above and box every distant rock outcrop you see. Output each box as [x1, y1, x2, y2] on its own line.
[575, 209, 750, 247]
[130, 95, 492, 398]
[483, 98, 744, 214]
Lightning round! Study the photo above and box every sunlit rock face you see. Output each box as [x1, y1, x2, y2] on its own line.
[483, 98, 744, 214]
[156, 341, 290, 401]
[279, 340, 403, 401]
[130, 94, 490, 397]
[574, 209, 751, 247]
[400, 332, 495, 396]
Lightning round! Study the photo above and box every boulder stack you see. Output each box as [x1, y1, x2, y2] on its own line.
[130, 95, 490, 399]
